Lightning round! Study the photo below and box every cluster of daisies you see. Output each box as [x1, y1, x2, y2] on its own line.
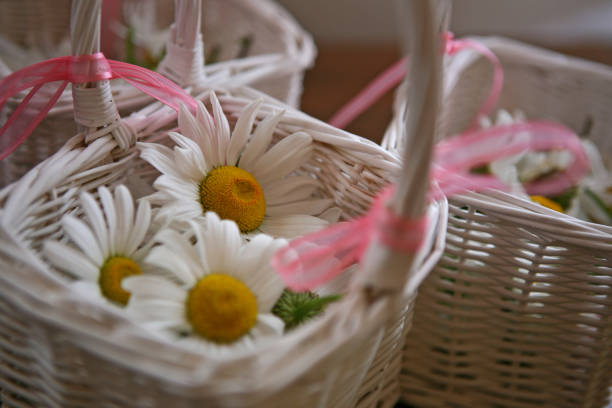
[43, 93, 341, 353]
[478, 109, 611, 225]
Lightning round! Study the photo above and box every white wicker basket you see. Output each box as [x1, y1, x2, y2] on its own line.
[383, 37, 612, 408]
[0, 2, 446, 407]
[0, 0, 315, 187]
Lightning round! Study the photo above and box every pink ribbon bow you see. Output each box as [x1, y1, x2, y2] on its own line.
[274, 120, 590, 291]
[0, 52, 198, 160]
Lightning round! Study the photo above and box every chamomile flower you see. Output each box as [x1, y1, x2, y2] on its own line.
[43, 185, 154, 307]
[124, 212, 286, 352]
[483, 110, 573, 195]
[139, 92, 339, 239]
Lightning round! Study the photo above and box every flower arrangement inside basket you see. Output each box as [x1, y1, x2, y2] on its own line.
[470, 109, 612, 225]
[42, 92, 344, 352]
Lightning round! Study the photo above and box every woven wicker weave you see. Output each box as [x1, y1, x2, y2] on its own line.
[383, 37, 612, 408]
[0, 0, 315, 187]
[0, 2, 446, 407]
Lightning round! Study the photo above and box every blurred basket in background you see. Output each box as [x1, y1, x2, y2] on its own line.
[383, 37, 612, 408]
[0, 0, 315, 187]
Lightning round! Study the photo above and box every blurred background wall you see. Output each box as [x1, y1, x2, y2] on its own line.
[277, 0, 612, 142]
[277, 0, 612, 47]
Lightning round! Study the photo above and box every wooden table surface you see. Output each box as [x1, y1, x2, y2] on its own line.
[299, 43, 612, 145]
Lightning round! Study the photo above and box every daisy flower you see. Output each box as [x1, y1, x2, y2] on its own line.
[482, 110, 573, 196]
[124, 212, 286, 352]
[43, 185, 153, 307]
[138, 92, 339, 238]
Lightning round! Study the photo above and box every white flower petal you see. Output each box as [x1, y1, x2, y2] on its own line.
[61, 216, 105, 265]
[168, 132, 209, 177]
[253, 313, 285, 337]
[127, 298, 185, 322]
[266, 198, 334, 217]
[99, 186, 118, 255]
[153, 174, 200, 202]
[155, 201, 203, 224]
[202, 212, 242, 274]
[250, 132, 313, 184]
[263, 176, 321, 206]
[238, 110, 283, 171]
[259, 215, 329, 239]
[113, 185, 135, 254]
[237, 235, 286, 312]
[145, 239, 199, 286]
[227, 99, 261, 165]
[123, 275, 186, 302]
[125, 199, 152, 256]
[43, 241, 99, 281]
[195, 100, 218, 166]
[210, 92, 231, 165]
[79, 191, 108, 257]
[138, 142, 180, 178]
[178, 104, 206, 148]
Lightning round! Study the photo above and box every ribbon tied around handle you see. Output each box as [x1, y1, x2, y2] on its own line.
[0, 52, 198, 160]
[274, 120, 590, 291]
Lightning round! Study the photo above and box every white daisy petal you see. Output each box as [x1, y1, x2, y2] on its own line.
[253, 313, 285, 336]
[238, 110, 283, 171]
[195, 100, 218, 165]
[127, 298, 185, 322]
[210, 92, 231, 164]
[43, 241, 99, 281]
[145, 241, 199, 286]
[61, 216, 105, 265]
[155, 201, 203, 223]
[69, 280, 104, 302]
[259, 215, 330, 239]
[250, 132, 313, 184]
[123, 275, 186, 302]
[153, 174, 200, 202]
[237, 235, 286, 311]
[168, 132, 209, 177]
[202, 212, 242, 274]
[138, 142, 180, 177]
[188, 220, 211, 273]
[99, 186, 118, 255]
[263, 176, 321, 206]
[266, 198, 334, 217]
[79, 191, 108, 257]
[227, 99, 261, 165]
[178, 103, 206, 148]
[114, 185, 135, 255]
[125, 199, 152, 256]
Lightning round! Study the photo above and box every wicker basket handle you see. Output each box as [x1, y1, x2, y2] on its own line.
[354, 0, 443, 297]
[70, 0, 134, 150]
[157, 0, 206, 86]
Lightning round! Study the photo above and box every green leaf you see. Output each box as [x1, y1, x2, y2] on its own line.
[584, 187, 612, 221]
[272, 289, 342, 331]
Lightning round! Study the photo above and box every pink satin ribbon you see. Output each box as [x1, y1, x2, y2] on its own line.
[328, 32, 503, 130]
[0, 52, 198, 160]
[274, 121, 589, 291]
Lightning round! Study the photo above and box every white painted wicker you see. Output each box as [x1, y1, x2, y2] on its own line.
[0, 0, 315, 187]
[0, 2, 446, 407]
[383, 37, 612, 408]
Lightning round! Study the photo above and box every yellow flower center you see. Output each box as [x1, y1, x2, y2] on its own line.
[200, 166, 266, 233]
[186, 274, 258, 343]
[98, 257, 142, 306]
[530, 195, 563, 212]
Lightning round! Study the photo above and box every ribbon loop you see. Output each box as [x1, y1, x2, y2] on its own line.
[0, 52, 198, 160]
